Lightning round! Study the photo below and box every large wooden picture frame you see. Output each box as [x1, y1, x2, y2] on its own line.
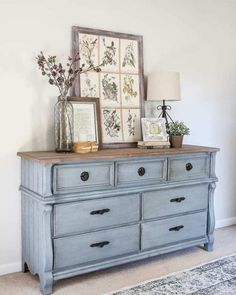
[72, 26, 145, 148]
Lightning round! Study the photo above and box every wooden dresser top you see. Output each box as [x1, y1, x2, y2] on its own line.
[17, 145, 219, 164]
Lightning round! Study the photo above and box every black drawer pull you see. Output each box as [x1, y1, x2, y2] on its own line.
[138, 167, 145, 176]
[90, 208, 110, 215]
[90, 241, 110, 248]
[186, 163, 193, 171]
[169, 225, 184, 232]
[80, 171, 89, 181]
[170, 197, 186, 203]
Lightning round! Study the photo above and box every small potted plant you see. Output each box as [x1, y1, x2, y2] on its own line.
[168, 121, 190, 148]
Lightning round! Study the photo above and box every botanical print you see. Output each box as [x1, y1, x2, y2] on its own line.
[127, 110, 136, 136]
[120, 39, 139, 73]
[122, 43, 135, 67]
[121, 74, 140, 107]
[74, 27, 144, 145]
[123, 75, 137, 99]
[79, 33, 98, 68]
[122, 109, 141, 142]
[99, 36, 119, 72]
[102, 109, 122, 142]
[100, 73, 120, 107]
[80, 72, 99, 97]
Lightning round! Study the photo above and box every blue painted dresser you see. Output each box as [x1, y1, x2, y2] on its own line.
[18, 145, 219, 295]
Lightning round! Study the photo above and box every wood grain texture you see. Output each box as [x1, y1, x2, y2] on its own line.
[54, 194, 140, 237]
[17, 145, 219, 163]
[204, 182, 216, 252]
[54, 224, 140, 269]
[168, 153, 210, 181]
[53, 236, 208, 281]
[116, 157, 167, 187]
[21, 193, 53, 295]
[142, 211, 207, 250]
[210, 152, 217, 178]
[19, 147, 219, 295]
[143, 183, 208, 220]
[52, 161, 114, 194]
[20, 159, 52, 196]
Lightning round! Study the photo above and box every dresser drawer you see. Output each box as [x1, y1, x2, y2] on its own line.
[54, 225, 139, 269]
[143, 184, 208, 220]
[168, 154, 210, 181]
[142, 211, 207, 250]
[116, 158, 167, 186]
[52, 162, 114, 194]
[54, 194, 140, 236]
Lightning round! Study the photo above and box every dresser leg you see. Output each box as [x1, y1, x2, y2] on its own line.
[22, 262, 29, 273]
[204, 183, 216, 252]
[203, 241, 213, 252]
[203, 234, 214, 252]
[39, 272, 53, 295]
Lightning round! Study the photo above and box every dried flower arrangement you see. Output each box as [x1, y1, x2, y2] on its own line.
[36, 51, 102, 152]
[36, 51, 101, 97]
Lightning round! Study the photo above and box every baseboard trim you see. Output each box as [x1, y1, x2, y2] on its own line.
[0, 262, 21, 276]
[215, 217, 236, 228]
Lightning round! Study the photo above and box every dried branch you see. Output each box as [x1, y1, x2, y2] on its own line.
[36, 51, 103, 97]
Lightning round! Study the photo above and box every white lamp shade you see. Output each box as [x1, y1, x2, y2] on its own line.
[147, 71, 181, 101]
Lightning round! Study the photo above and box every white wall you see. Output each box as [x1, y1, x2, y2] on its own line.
[1, 0, 236, 275]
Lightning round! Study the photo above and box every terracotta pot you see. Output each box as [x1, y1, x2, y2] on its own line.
[170, 135, 184, 148]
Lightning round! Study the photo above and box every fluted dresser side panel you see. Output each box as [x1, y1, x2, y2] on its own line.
[21, 159, 52, 197]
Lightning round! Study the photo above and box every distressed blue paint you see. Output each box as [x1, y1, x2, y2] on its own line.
[20, 150, 218, 295]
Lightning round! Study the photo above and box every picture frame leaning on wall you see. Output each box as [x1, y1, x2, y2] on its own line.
[68, 96, 103, 149]
[72, 26, 145, 148]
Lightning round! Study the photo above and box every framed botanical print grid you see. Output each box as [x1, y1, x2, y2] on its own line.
[72, 26, 145, 148]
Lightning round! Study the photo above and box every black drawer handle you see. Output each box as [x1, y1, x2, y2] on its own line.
[169, 225, 184, 232]
[90, 241, 110, 248]
[186, 163, 193, 171]
[138, 167, 145, 176]
[170, 197, 186, 203]
[90, 208, 110, 215]
[80, 171, 89, 181]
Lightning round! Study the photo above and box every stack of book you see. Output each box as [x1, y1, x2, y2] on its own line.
[137, 140, 170, 149]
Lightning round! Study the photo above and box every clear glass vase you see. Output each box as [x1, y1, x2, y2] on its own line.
[54, 96, 73, 152]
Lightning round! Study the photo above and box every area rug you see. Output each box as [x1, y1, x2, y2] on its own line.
[109, 254, 236, 295]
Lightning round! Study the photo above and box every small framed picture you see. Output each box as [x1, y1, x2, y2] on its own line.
[141, 118, 168, 141]
[68, 97, 102, 148]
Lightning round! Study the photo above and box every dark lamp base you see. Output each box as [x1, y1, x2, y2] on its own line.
[157, 100, 174, 128]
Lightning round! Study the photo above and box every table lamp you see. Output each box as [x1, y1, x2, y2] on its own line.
[147, 71, 181, 127]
